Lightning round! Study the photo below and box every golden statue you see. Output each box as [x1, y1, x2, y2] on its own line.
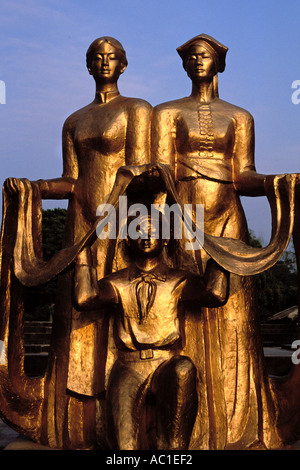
[0, 36, 152, 448]
[74, 212, 228, 450]
[151, 33, 298, 449]
[0, 34, 299, 450]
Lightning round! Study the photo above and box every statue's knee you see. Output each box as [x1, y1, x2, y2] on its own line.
[171, 355, 197, 385]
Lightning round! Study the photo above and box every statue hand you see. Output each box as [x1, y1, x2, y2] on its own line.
[264, 173, 292, 194]
[115, 164, 161, 191]
[116, 163, 155, 179]
[4, 177, 30, 196]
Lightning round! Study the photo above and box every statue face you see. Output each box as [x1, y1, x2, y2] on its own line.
[89, 41, 126, 82]
[184, 44, 216, 82]
[133, 236, 164, 257]
[128, 219, 166, 258]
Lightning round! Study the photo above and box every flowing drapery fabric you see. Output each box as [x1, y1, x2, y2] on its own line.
[0, 164, 297, 448]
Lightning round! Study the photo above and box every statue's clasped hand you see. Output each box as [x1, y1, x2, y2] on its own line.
[4, 177, 32, 198]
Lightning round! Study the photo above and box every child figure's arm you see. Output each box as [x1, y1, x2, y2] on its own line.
[73, 263, 118, 311]
[203, 259, 229, 306]
[181, 259, 229, 307]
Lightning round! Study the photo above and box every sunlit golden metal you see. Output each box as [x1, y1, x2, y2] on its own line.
[0, 35, 300, 450]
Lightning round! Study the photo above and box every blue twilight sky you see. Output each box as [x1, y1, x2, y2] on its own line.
[0, 0, 300, 243]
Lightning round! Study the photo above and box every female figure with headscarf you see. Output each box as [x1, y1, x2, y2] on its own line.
[151, 34, 283, 450]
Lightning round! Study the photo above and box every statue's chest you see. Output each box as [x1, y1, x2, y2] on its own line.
[74, 107, 126, 155]
[176, 105, 234, 156]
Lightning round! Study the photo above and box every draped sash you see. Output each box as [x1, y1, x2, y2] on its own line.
[9, 165, 298, 288]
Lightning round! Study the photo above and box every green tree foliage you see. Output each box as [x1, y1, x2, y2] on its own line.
[24, 208, 67, 320]
[249, 231, 298, 320]
[41, 208, 67, 261]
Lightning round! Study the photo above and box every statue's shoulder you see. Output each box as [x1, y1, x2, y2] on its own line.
[62, 103, 94, 130]
[152, 98, 192, 126]
[101, 268, 130, 286]
[121, 96, 152, 112]
[166, 267, 189, 283]
[216, 98, 254, 123]
[153, 97, 190, 115]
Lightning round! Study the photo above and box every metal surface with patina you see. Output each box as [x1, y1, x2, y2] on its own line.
[0, 35, 300, 450]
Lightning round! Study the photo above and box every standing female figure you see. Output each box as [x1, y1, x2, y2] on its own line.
[152, 34, 282, 450]
[2, 37, 152, 448]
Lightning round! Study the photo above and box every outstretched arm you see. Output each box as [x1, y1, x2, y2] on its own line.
[4, 115, 78, 200]
[73, 244, 118, 311]
[126, 101, 152, 166]
[73, 262, 118, 311]
[181, 259, 229, 307]
[151, 105, 176, 179]
[36, 114, 79, 198]
[232, 111, 267, 197]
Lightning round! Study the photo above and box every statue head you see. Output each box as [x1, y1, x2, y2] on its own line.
[177, 34, 228, 74]
[126, 212, 169, 259]
[177, 34, 228, 96]
[86, 36, 128, 82]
